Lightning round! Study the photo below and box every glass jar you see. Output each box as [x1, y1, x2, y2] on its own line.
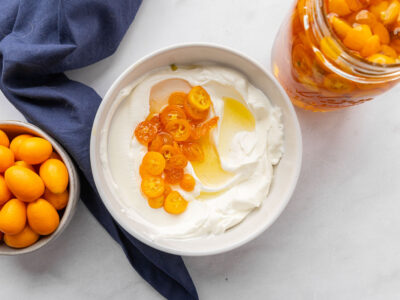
[272, 0, 400, 112]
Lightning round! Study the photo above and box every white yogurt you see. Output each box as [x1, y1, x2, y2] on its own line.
[103, 64, 284, 240]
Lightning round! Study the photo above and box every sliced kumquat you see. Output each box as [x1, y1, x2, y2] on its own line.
[147, 114, 163, 132]
[183, 97, 209, 121]
[160, 105, 187, 126]
[168, 154, 188, 169]
[142, 151, 166, 176]
[345, 0, 364, 11]
[164, 191, 188, 215]
[292, 44, 313, 76]
[141, 176, 165, 198]
[147, 194, 165, 209]
[160, 145, 180, 164]
[343, 24, 373, 50]
[380, 44, 397, 57]
[372, 22, 390, 44]
[330, 16, 353, 38]
[134, 121, 158, 145]
[329, 0, 352, 16]
[370, 1, 389, 19]
[179, 174, 196, 192]
[181, 142, 204, 162]
[164, 185, 172, 197]
[187, 86, 211, 111]
[168, 92, 187, 107]
[367, 53, 396, 63]
[355, 9, 378, 25]
[139, 164, 150, 178]
[165, 119, 192, 141]
[164, 168, 184, 185]
[323, 74, 354, 93]
[380, 0, 400, 25]
[361, 34, 381, 57]
[148, 132, 174, 152]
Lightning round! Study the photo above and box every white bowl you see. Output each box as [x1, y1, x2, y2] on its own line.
[90, 43, 302, 256]
[0, 121, 80, 255]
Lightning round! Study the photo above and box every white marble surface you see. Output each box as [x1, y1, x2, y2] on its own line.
[1, 0, 400, 299]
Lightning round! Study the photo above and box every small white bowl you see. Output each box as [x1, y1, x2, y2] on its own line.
[0, 121, 80, 255]
[90, 43, 302, 256]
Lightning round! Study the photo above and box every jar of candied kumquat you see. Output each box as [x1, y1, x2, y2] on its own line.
[272, 0, 400, 111]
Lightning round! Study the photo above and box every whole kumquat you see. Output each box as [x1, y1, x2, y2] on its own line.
[9, 134, 33, 160]
[0, 198, 26, 235]
[18, 137, 53, 165]
[27, 198, 60, 235]
[5, 166, 45, 202]
[0, 145, 14, 173]
[0, 129, 10, 147]
[4, 225, 39, 249]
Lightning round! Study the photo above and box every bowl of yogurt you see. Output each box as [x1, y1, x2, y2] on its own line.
[90, 44, 302, 256]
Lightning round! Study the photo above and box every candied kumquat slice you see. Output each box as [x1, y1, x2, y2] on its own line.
[188, 86, 211, 111]
[168, 92, 187, 107]
[345, 0, 364, 11]
[142, 151, 166, 176]
[321, 36, 341, 60]
[181, 142, 204, 162]
[164, 191, 188, 215]
[160, 105, 187, 126]
[139, 164, 150, 178]
[180, 174, 195, 192]
[189, 117, 219, 140]
[134, 121, 158, 145]
[361, 35, 381, 57]
[146, 114, 162, 132]
[323, 74, 354, 93]
[380, 44, 398, 57]
[370, 1, 389, 18]
[147, 194, 165, 209]
[165, 119, 191, 141]
[160, 144, 180, 163]
[164, 185, 172, 196]
[168, 154, 188, 169]
[183, 96, 209, 121]
[328, 0, 351, 16]
[148, 132, 174, 152]
[380, 0, 400, 24]
[367, 53, 396, 63]
[372, 22, 390, 44]
[343, 24, 372, 51]
[355, 9, 377, 25]
[164, 168, 184, 184]
[292, 44, 313, 76]
[330, 16, 353, 38]
[141, 176, 165, 198]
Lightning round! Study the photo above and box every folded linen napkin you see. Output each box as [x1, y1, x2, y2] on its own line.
[0, 1, 198, 299]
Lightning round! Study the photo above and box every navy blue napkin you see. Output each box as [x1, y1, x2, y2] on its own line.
[0, 1, 198, 299]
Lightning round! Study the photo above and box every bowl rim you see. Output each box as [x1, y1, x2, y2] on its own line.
[90, 42, 302, 256]
[0, 120, 80, 255]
